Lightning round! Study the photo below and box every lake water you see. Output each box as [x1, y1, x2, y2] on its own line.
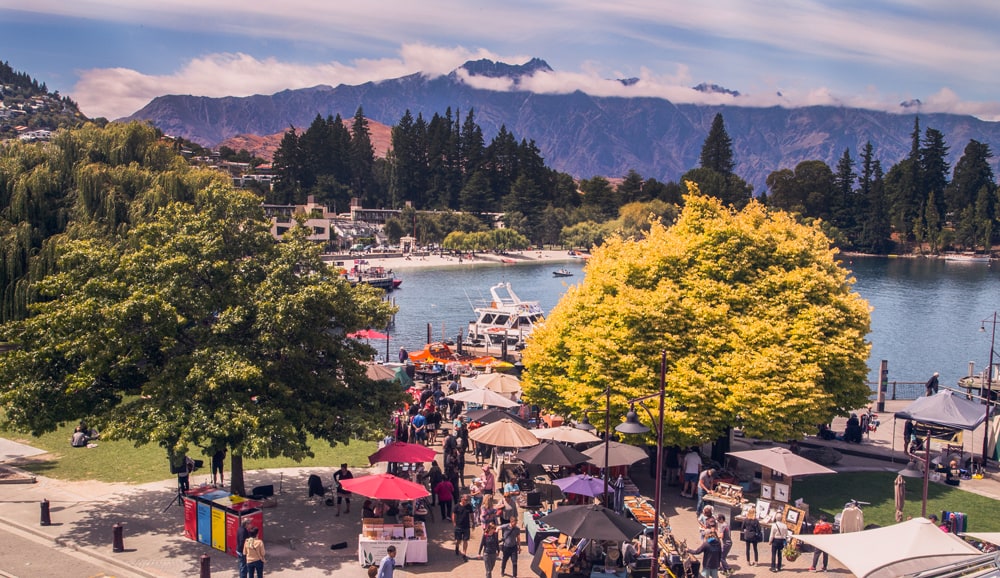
[383, 256, 1000, 399]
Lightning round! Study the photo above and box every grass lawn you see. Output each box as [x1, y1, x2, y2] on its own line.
[0, 422, 378, 485]
[795, 471, 1000, 531]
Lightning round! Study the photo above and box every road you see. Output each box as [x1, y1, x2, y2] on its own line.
[0, 525, 140, 578]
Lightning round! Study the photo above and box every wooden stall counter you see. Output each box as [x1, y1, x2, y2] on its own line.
[535, 540, 577, 578]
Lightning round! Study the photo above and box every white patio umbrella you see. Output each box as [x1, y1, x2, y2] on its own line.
[447, 388, 519, 408]
[470, 372, 523, 394]
[727, 447, 836, 477]
[532, 426, 601, 444]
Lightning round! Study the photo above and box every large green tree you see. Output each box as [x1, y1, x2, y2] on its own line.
[521, 184, 871, 445]
[0, 185, 401, 495]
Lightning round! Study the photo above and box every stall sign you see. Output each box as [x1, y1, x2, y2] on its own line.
[360, 540, 408, 567]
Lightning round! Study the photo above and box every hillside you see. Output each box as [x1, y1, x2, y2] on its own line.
[123, 58, 1000, 192]
[217, 118, 393, 161]
[0, 60, 87, 139]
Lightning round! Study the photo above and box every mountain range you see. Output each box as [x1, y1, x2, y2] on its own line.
[123, 58, 1000, 192]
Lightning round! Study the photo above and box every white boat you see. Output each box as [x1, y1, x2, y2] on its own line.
[466, 282, 545, 346]
[943, 252, 992, 263]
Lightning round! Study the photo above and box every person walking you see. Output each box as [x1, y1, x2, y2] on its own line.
[741, 508, 762, 566]
[716, 514, 733, 575]
[243, 526, 265, 578]
[479, 522, 501, 578]
[378, 545, 398, 578]
[769, 517, 789, 572]
[810, 515, 833, 571]
[500, 516, 522, 578]
[434, 475, 455, 521]
[453, 494, 474, 561]
[687, 530, 723, 578]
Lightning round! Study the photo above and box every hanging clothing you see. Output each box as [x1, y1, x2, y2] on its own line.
[840, 505, 864, 533]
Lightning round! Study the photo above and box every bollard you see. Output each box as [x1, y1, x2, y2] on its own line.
[200, 553, 211, 578]
[40, 499, 51, 526]
[112, 523, 125, 552]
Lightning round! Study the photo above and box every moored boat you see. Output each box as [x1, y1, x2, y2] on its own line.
[943, 252, 992, 263]
[466, 282, 544, 347]
[553, 268, 573, 277]
[342, 261, 401, 290]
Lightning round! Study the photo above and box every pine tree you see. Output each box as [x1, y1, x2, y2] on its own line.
[699, 113, 735, 175]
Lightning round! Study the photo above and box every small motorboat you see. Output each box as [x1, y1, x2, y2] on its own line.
[553, 268, 573, 277]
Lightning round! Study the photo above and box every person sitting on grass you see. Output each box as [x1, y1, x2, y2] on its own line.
[70, 426, 89, 448]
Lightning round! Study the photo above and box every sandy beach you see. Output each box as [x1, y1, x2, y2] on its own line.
[341, 249, 586, 271]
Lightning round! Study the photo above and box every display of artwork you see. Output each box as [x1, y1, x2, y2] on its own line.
[760, 484, 772, 500]
[755, 500, 770, 519]
[774, 482, 790, 502]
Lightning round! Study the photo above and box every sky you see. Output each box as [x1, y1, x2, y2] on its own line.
[3, 1, 1000, 122]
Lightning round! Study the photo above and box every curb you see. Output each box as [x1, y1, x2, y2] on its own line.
[0, 515, 158, 578]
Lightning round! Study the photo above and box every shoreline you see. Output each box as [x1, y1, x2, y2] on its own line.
[333, 249, 585, 272]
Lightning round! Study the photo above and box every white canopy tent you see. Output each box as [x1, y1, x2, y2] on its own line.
[794, 517, 980, 578]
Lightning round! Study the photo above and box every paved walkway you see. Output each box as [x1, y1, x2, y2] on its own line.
[1, 399, 998, 577]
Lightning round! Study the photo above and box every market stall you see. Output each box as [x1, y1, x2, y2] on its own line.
[337, 472, 431, 567]
[358, 518, 428, 566]
[523, 511, 561, 554]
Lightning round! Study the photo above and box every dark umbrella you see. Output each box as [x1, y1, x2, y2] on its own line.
[516, 440, 590, 467]
[464, 408, 527, 425]
[538, 504, 646, 541]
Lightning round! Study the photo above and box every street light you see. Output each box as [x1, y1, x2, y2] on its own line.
[980, 312, 997, 467]
[615, 351, 667, 578]
[573, 386, 613, 499]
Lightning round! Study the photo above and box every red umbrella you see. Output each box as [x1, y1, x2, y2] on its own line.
[348, 329, 389, 340]
[338, 473, 430, 500]
[368, 441, 437, 464]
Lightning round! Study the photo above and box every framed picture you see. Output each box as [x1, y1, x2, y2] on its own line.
[785, 506, 806, 531]
[740, 502, 754, 518]
[774, 482, 790, 502]
[760, 484, 773, 500]
[755, 500, 770, 519]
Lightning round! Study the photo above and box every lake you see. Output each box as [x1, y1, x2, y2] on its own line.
[382, 256, 1000, 398]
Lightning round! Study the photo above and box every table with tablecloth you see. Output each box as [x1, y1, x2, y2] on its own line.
[358, 521, 428, 566]
[523, 511, 561, 554]
[623, 496, 658, 533]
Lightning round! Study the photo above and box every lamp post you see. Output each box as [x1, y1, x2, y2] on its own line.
[615, 351, 667, 578]
[981, 312, 997, 467]
[899, 431, 932, 517]
[573, 386, 613, 500]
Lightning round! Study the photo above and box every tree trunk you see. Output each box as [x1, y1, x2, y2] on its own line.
[711, 428, 731, 467]
[231, 454, 246, 497]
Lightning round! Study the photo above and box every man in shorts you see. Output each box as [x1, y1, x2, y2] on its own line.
[333, 463, 353, 516]
[452, 494, 474, 560]
[681, 446, 702, 498]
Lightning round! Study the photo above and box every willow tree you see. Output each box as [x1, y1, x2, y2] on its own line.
[521, 185, 871, 446]
[0, 184, 401, 495]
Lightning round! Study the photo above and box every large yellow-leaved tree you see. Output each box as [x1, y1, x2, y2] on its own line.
[521, 185, 871, 446]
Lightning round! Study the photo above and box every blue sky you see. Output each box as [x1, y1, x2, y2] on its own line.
[3, 1, 1000, 122]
